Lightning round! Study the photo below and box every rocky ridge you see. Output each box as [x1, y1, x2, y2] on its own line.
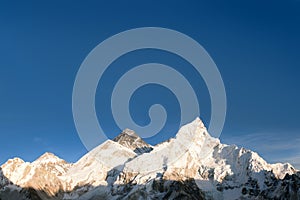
[0, 118, 299, 200]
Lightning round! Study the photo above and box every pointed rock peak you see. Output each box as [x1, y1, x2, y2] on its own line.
[175, 117, 210, 140]
[113, 129, 153, 154]
[122, 128, 138, 136]
[39, 152, 57, 158]
[187, 117, 206, 130]
[113, 129, 141, 142]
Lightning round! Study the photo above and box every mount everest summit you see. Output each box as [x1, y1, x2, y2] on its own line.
[0, 118, 299, 200]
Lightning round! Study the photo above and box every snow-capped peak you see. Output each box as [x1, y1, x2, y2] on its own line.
[1, 118, 299, 200]
[2, 157, 25, 166]
[174, 117, 212, 146]
[34, 152, 65, 164]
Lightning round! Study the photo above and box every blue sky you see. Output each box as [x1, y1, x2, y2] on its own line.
[0, 1, 299, 168]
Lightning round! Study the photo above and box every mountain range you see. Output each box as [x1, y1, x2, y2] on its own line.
[0, 118, 299, 200]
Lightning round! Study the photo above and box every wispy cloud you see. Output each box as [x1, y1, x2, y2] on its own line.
[221, 130, 300, 169]
[225, 132, 299, 151]
[33, 137, 43, 143]
[276, 155, 300, 170]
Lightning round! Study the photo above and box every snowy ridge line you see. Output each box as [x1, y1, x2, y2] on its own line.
[1, 117, 299, 200]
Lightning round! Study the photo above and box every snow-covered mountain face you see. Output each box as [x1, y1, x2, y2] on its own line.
[1, 118, 299, 200]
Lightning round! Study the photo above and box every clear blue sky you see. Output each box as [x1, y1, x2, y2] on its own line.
[0, 0, 299, 168]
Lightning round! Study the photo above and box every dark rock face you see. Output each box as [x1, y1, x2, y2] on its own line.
[257, 172, 300, 200]
[109, 178, 206, 200]
[219, 171, 300, 200]
[0, 167, 28, 200]
[0, 168, 9, 186]
[113, 129, 153, 154]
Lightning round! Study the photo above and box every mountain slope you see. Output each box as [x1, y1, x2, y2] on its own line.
[1, 118, 299, 200]
[114, 118, 299, 199]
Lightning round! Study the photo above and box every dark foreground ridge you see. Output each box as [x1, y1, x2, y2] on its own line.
[0, 165, 206, 200]
[1, 166, 300, 200]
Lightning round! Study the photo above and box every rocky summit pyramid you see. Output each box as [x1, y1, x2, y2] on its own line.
[113, 128, 153, 154]
[0, 118, 299, 200]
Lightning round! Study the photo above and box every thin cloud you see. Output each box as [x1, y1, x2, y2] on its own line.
[33, 137, 42, 143]
[275, 155, 300, 170]
[221, 131, 300, 169]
